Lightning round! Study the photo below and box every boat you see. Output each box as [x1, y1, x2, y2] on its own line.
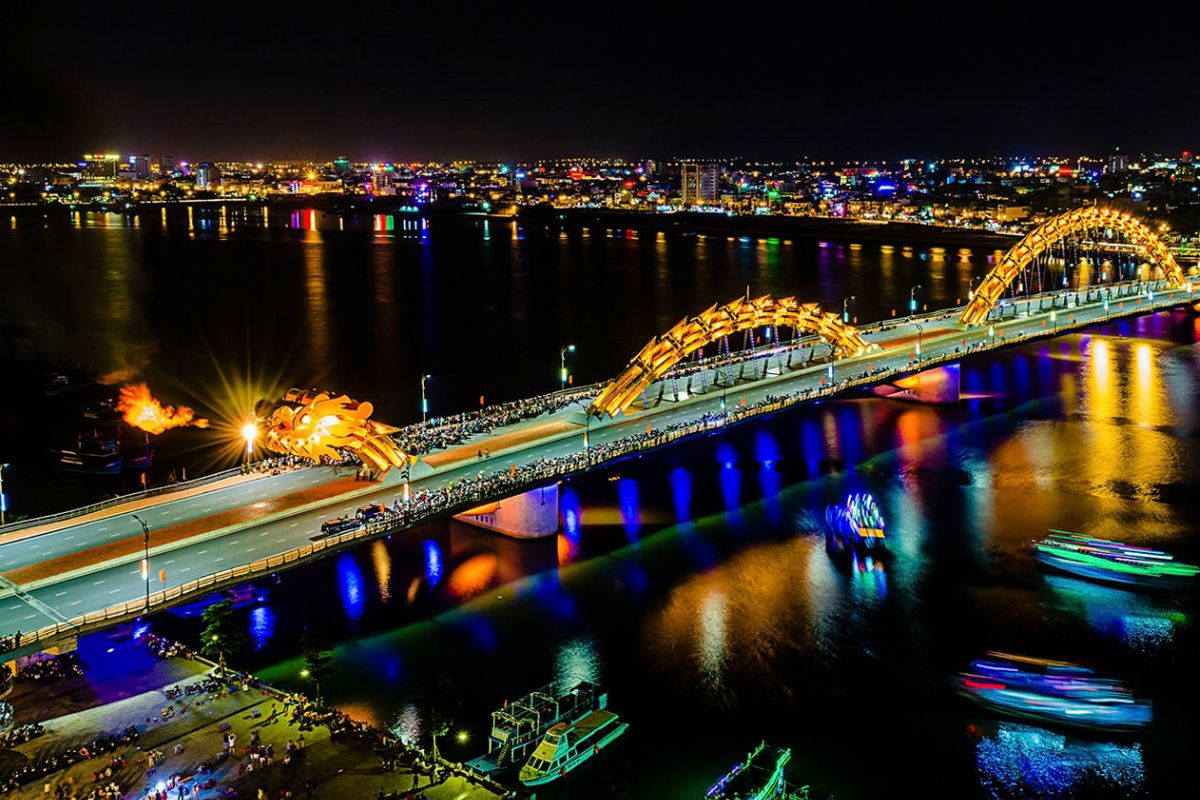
[824, 492, 890, 560]
[704, 742, 792, 800]
[1033, 529, 1199, 590]
[517, 705, 628, 786]
[465, 681, 604, 775]
[953, 651, 1152, 732]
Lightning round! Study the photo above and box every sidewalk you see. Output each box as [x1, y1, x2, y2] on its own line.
[1, 638, 505, 800]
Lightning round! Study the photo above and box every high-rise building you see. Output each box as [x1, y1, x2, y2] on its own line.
[82, 153, 121, 181]
[1107, 148, 1129, 174]
[129, 153, 150, 179]
[160, 154, 178, 175]
[681, 162, 719, 205]
[196, 162, 221, 190]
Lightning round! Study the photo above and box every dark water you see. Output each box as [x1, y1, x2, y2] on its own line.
[6, 208, 1200, 797]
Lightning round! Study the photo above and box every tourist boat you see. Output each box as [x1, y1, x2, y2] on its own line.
[953, 651, 1152, 732]
[517, 704, 628, 787]
[53, 435, 122, 474]
[704, 742, 792, 800]
[466, 681, 604, 775]
[1033, 529, 1199, 590]
[824, 492, 890, 560]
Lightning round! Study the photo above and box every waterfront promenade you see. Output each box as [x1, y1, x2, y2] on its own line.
[0, 281, 1193, 648]
[1, 637, 502, 800]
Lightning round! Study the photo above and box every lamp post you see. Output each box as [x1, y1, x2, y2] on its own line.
[968, 276, 980, 302]
[133, 514, 150, 611]
[0, 463, 8, 527]
[560, 344, 576, 391]
[909, 284, 922, 317]
[241, 422, 257, 467]
[914, 321, 924, 362]
[420, 374, 431, 424]
[842, 295, 855, 323]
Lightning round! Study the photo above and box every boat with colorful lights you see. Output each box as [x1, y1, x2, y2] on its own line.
[953, 652, 1152, 732]
[704, 742, 794, 800]
[517, 703, 628, 786]
[1034, 530, 1199, 590]
[463, 681, 604, 775]
[824, 492, 890, 560]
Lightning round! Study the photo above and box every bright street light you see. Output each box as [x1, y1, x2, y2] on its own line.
[560, 344, 576, 390]
[456, 730, 469, 744]
[420, 374, 432, 424]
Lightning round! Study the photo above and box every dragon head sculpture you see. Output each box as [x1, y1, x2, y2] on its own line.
[256, 388, 409, 474]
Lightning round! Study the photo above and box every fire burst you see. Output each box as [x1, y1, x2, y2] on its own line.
[117, 383, 210, 435]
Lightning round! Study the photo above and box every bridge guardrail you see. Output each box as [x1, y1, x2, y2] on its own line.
[2, 284, 1190, 656]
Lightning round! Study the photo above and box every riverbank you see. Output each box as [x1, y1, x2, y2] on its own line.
[0, 635, 507, 800]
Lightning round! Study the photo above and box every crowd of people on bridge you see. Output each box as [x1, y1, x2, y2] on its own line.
[392, 388, 594, 456]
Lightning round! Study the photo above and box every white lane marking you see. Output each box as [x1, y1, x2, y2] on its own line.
[65, 536, 75, 540]
[92, 580, 105, 585]
[69, 601, 82, 606]
[288, 523, 299, 528]
[259, 532, 269, 537]
[98, 526, 108, 531]
[246, 548, 257, 552]
[214, 557, 225, 563]
[164, 560, 175, 565]
[197, 550, 207, 555]
[109, 589, 120, 594]
[180, 567, 192, 573]
[54, 592, 67, 597]
[275, 538, 285, 543]
[24, 614, 37, 620]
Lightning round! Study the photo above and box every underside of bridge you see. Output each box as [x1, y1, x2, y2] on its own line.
[588, 294, 875, 418]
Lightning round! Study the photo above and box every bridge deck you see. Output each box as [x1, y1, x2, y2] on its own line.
[0, 279, 1193, 649]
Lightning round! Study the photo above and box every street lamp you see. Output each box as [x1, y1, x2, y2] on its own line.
[0, 463, 8, 527]
[133, 514, 151, 611]
[968, 276, 980, 302]
[842, 295, 855, 323]
[420, 374, 431, 424]
[241, 421, 257, 465]
[560, 344, 576, 391]
[909, 284, 922, 316]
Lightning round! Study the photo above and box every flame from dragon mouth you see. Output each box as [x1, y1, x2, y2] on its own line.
[117, 383, 210, 435]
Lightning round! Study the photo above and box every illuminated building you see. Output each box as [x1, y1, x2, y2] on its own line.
[82, 153, 121, 181]
[196, 162, 221, 190]
[681, 161, 719, 205]
[129, 153, 150, 179]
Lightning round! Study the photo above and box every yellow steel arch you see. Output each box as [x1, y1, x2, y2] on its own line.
[959, 206, 1185, 325]
[589, 294, 874, 417]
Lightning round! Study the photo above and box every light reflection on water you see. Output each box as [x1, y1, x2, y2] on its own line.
[975, 723, 1145, 799]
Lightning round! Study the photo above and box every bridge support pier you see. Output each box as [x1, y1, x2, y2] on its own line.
[872, 362, 961, 404]
[453, 483, 560, 539]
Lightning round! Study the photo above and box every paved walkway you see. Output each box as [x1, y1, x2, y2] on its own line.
[0, 640, 504, 800]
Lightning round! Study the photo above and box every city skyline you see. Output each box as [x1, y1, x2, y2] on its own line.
[4, 2, 1197, 161]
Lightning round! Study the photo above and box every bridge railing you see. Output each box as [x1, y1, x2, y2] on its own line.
[3, 285, 1191, 656]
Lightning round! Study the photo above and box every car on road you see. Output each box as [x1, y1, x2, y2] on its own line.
[356, 503, 387, 522]
[319, 516, 363, 537]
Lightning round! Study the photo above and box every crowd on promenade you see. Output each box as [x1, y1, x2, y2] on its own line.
[393, 388, 594, 457]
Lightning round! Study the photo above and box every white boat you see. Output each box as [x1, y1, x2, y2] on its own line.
[517, 706, 629, 786]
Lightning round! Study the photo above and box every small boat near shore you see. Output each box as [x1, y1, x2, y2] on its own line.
[517, 704, 628, 786]
[704, 742, 792, 800]
[465, 681, 604, 775]
[1034, 530, 1199, 590]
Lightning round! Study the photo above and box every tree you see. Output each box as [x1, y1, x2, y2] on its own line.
[300, 628, 334, 704]
[199, 600, 248, 668]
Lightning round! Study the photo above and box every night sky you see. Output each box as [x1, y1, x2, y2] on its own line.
[3, 1, 1196, 161]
